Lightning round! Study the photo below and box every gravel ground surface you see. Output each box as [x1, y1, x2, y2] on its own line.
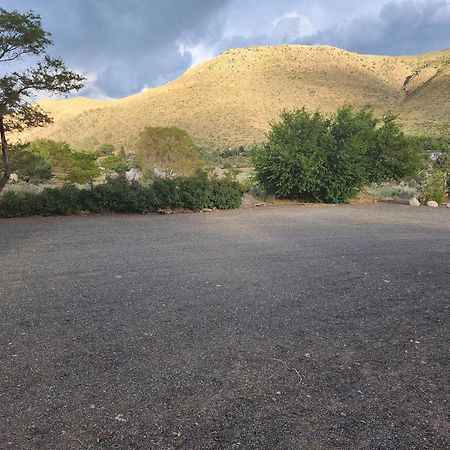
[0, 204, 449, 449]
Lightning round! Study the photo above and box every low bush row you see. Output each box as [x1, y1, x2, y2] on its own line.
[0, 174, 244, 218]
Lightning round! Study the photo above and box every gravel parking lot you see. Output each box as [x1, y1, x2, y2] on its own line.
[0, 204, 449, 449]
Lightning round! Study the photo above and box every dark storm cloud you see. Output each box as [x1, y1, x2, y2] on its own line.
[303, 0, 450, 55]
[1, 0, 449, 98]
[181, 0, 450, 62]
[1, 0, 230, 97]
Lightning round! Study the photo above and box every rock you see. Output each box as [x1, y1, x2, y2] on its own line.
[202, 208, 214, 212]
[427, 201, 438, 208]
[158, 208, 173, 215]
[409, 197, 421, 207]
[9, 173, 19, 183]
[125, 168, 141, 183]
[253, 202, 266, 207]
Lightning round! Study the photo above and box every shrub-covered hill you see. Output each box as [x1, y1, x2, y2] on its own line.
[14, 45, 450, 150]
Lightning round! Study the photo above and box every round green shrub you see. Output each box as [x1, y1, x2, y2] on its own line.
[252, 106, 425, 204]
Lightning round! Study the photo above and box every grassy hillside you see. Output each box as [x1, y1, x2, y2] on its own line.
[397, 49, 450, 135]
[15, 45, 450, 151]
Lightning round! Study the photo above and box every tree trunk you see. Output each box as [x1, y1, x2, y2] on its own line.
[0, 115, 11, 192]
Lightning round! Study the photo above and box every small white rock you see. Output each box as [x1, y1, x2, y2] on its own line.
[427, 201, 438, 208]
[409, 197, 421, 207]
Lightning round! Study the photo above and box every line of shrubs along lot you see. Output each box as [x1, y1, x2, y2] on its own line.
[0, 174, 243, 218]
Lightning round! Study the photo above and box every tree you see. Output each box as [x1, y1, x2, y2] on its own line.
[136, 126, 203, 177]
[101, 154, 129, 174]
[0, 143, 52, 182]
[26, 139, 99, 184]
[252, 106, 425, 203]
[366, 115, 425, 183]
[0, 8, 85, 191]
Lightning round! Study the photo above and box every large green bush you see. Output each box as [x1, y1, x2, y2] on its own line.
[0, 174, 243, 218]
[252, 106, 425, 203]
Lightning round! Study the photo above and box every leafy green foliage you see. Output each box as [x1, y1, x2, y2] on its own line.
[26, 139, 99, 183]
[100, 154, 129, 173]
[40, 185, 82, 215]
[252, 106, 425, 203]
[0, 191, 40, 217]
[80, 177, 153, 213]
[0, 174, 244, 217]
[431, 142, 450, 191]
[0, 7, 84, 191]
[0, 185, 80, 217]
[367, 118, 425, 183]
[175, 173, 212, 211]
[210, 178, 243, 209]
[0, 143, 52, 182]
[136, 126, 203, 177]
[0, 9, 51, 60]
[422, 170, 448, 204]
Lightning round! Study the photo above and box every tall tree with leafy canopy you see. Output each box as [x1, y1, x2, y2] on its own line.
[0, 8, 85, 191]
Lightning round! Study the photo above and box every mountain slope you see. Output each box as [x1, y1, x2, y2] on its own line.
[398, 49, 450, 135]
[16, 45, 450, 151]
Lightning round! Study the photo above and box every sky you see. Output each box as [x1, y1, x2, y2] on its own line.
[1, 0, 450, 98]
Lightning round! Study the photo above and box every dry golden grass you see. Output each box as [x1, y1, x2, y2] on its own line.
[15, 45, 450, 151]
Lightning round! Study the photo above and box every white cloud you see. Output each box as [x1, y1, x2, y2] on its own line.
[271, 12, 314, 40]
[178, 42, 217, 68]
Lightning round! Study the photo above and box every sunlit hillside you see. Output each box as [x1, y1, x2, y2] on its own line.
[16, 45, 450, 151]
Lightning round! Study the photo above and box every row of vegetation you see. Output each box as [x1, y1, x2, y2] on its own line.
[1, 106, 449, 215]
[0, 173, 243, 218]
[1, 106, 449, 217]
[0, 124, 204, 184]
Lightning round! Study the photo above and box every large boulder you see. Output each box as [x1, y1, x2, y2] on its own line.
[427, 201, 439, 208]
[409, 197, 421, 207]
